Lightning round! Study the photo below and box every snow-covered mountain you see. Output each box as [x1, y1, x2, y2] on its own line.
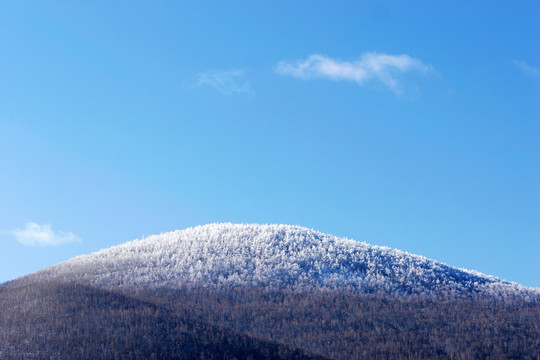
[24, 223, 538, 298]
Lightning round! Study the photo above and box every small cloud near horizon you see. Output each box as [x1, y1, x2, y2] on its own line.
[11, 222, 82, 247]
[196, 69, 252, 95]
[513, 60, 540, 79]
[275, 52, 435, 94]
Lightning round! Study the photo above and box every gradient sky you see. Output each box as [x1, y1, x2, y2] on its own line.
[1, 1, 539, 287]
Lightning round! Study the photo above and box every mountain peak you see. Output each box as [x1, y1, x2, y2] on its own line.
[26, 223, 538, 299]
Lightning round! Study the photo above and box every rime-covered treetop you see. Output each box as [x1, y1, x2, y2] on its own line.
[28, 223, 538, 298]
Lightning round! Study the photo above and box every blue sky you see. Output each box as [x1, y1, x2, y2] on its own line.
[1, 1, 538, 287]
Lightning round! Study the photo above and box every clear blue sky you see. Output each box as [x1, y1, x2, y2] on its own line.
[1, 1, 538, 287]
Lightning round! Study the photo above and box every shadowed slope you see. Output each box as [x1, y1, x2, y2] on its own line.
[0, 282, 329, 360]
[134, 286, 540, 360]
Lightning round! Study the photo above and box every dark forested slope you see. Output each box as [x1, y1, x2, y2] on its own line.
[0, 282, 328, 360]
[134, 286, 540, 360]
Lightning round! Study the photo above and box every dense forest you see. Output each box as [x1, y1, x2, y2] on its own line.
[0, 282, 328, 360]
[1, 281, 538, 359]
[136, 286, 540, 360]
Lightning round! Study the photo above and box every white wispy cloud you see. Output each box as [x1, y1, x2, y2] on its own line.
[275, 52, 434, 94]
[11, 222, 82, 247]
[196, 69, 252, 94]
[513, 60, 540, 79]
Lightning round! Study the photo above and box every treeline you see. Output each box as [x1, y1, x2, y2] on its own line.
[135, 286, 540, 360]
[0, 282, 329, 360]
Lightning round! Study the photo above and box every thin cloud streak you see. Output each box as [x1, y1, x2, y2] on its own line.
[276, 52, 434, 94]
[513, 60, 540, 79]
[11, 222, 82, 247]
[196, 69, 252, 95]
